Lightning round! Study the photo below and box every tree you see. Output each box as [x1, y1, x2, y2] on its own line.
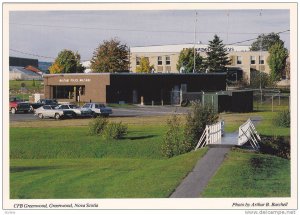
[90, 38, 129, 73]
[267, 42, 288, 81]
[205, 35, 230, 72]
[250, 32, 284, 51]
[136, 57, 154, 73]
[183, 102, 219, 150]
[49, 49, 84, 74]
[284, 57, 290, 79]
[176, 48, 204, 73]
[250, 69, 275, 88]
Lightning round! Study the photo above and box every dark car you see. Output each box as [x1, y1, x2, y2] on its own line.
[9, 97, 31, 114]
[30, 99, 58, 110]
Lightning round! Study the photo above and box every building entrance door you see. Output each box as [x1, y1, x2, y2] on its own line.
[132, 90, 138, 104]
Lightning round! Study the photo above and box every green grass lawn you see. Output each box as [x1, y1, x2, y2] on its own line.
[10, 150, 207, 199]
[221, 110, 290, 137]
[10, 124, 209, 198]
[10, 125, 167, 159]
[10, 80, 44, 101]
[201, 149, 290, 197]
[10, 80, 43, 91]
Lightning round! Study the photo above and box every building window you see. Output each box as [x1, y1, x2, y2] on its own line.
[259, 56, 265, 64]
[250, 56, 256, 64]
[237, 56, 242, 64]
[158, 56, 162, 65]
[166, 56, 171, 65]
[136, 57, 141, 66]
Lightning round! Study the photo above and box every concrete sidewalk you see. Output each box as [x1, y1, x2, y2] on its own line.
[170, 147, 230, 198]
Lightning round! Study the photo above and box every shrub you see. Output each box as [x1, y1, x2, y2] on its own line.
[183, 102, 219, 149]
[88, 116, 108, 136]
[260, 136, 290, 159]
[102, 122, 128, 140]
[161, 115, 185, 158]
[273, 110, 290, 127]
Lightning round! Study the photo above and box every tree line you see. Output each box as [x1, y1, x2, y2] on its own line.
[49, 33, 289, 83]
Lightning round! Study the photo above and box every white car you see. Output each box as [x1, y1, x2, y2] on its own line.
[34, 105, 74, 119]
[55, 104, 93, 117]
[81, 103, 113, 117]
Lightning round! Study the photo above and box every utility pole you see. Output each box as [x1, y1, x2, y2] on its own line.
[259, 9, 263, 105]
[193, 11, 197, 73]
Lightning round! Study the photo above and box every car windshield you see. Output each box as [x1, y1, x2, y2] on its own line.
[82, 104, 90, 108]
[43, 106, 52, 110]
[69, 105, 79, 109]
[95, 104, 105, 108]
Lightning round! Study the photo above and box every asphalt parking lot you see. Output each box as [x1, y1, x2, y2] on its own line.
[9, 106, 190, 122]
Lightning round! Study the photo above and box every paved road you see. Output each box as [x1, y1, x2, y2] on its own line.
[170, 147, 230, 198]
[9, 106, 190, 122]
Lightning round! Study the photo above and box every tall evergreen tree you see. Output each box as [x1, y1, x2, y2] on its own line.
[205, 35, 230, 72]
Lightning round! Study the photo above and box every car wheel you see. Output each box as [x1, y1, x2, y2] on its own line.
[11, 108, 16, 114]
[92, 112, 98, 118]
[103, 113, 109, 117]
[72, 112, 77, 118]
[38, 113, 44, 119]
[54, 113, 60, 120]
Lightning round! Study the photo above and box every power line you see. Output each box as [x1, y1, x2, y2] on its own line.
[10, 22, 290, 36]
[9, 48, 56, 59]
[226, 29, 290, 45]
[9, 29, 290, 61]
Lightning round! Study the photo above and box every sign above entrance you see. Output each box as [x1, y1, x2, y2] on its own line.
[59, 78, 91, 83]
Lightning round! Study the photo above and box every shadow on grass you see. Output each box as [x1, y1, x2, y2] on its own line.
[126, 135, 157, 140]
[10, 166, 59, 173]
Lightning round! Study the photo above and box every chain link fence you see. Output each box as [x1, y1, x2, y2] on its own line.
[253, 89, 290, 112]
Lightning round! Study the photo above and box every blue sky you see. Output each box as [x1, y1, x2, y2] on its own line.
[9, 10, 290, 62]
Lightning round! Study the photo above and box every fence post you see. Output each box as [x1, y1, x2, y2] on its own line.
[272, 96, 274, 112]
[278, 93, 281, 105]
[206, 126, 209, 145]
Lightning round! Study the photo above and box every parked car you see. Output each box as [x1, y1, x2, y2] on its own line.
[30, 99, 58, 110]
[55, 104, 93, 117]
[9, 97, 32, 114]
[81, 103, 112, 117]
[34, 105, 74, 119]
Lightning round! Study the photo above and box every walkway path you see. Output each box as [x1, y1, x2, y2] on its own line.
[170, 116, 262, 198]
[170, 147, 230, 198]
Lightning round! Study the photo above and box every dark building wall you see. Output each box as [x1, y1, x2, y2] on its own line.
[230, 91, 253, 112]
[203, 90, 253, 113]
[9, 57, 39, 68]
[106, 73, 226, 104]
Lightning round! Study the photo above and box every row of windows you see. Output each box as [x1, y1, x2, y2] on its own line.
[136, 56, 171, 66]
[136, 55, 265, 67]
[236, 56, 265, 65]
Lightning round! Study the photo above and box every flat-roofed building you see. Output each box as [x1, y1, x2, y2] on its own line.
[43, 73, 226, 104]
[130, 44, 270, 82]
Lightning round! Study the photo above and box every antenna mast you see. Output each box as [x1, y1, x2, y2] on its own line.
[193, 11, 197, 73]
